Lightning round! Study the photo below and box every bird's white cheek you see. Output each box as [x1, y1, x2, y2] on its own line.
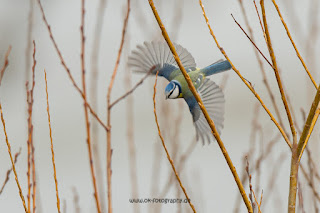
[169, 87, 180, 99]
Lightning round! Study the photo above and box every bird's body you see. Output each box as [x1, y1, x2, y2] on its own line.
[128, 41, 231, 144]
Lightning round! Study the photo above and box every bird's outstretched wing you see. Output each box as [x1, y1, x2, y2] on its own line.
[128, 41, 196, 81]
[184, 78, 225, 144]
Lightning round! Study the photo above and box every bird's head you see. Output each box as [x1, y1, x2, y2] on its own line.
[165, 80, 181, 99]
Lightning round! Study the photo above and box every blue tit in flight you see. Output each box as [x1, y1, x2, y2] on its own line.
[128, 41, 231, 144]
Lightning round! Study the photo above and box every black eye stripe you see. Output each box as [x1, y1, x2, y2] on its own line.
[168, 85, 175, 97]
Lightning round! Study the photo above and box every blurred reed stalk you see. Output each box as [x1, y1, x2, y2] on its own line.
[90, 0, 108, 211]
[124, 39, 140, 213]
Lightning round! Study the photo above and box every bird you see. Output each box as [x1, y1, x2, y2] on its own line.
[128, 41, 231, 144]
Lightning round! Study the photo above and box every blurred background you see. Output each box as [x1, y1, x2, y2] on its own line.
[0, 0, 319, 212]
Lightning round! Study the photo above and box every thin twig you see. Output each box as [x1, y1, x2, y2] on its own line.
[253, 0, 267, 43]
[246, 158, 256, 212]
[90, 0, 107, 210]
[25, 0, 34, 83]
[72, 187, 81, 213]
[271, 0, 317, 89]
[246, 154, 262, 213]
[234, 3, 289, 137]
[263, 153, 286, 207]
[153, 72, 196, 212]
[44, 70, 61, 213]
[31, 41, 37, 213]
[106, 1, 130, 212]
[26, 85, 31, 212]
[80, 1, 102, 212]
[297, 180, 306, 213]
[26, 40, 37, 213]
[199, 0, 291, 149]
[300, 164, 320, 202]
[0, 104, 28, 212]
[0, 148, 21, 194]
[36, 0, 109, 132]
[159, 137, 197, 198]
[149, 1, 252, 211]
[109, 69, 152, 108]
[0, 51, 11, 77]
[298, 104, 320, 162]
[124, 39, 140, 213]
[0, 46, 12, 86]
[231, 14, 273, 69]
[259, 190, 263, 207]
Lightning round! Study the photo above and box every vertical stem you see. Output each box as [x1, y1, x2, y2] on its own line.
[106, 1, 130, 212]
[288, 144, 298, 213]
[44, 70, 61, 213]
[80, 1, 102, 212]
[90, 0, 107, 211]
[260, 0, 296, 142]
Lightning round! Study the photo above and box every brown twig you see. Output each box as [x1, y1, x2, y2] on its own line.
[0, 46, 12, 86]
[253, 0, 267, 43]
[124, 39, 140, 213]
[159, 137, 197, 198]
[36, 0, 109, 133]
[298, 104, 320, 162]
[106, 1, 130, 212]
[297, 180, 306, 213]
[31, 42, 37, 213]
[263, 153, 286, 207]
[231, 14, 273, 69]
[300, 164, 320, 202]
[109, 69, 152, 108]
[199, 0, 291, 149]
[26, 41, 37, 213]
[0, 104, 28, 212]
[90, 0, 107, 210]
[271, 0, 317, 89]
[26, 85, 31, 212]
[153, 72, 196, 212]
[0, 148, 21, 194]
[306, 147, 318, 211]
[149, 1, 252, 211]
[72, 187, 81, 213]
[245, 158, 256, 212]
[44, 70, 61, 213]
[80, 1, 102, 212]
[259, 190, 263, 207]
[25, 0, 34, 83]
[235, 2, 289, 137]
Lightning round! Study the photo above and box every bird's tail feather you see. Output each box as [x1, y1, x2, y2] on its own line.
[201, 59, 231, 76]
